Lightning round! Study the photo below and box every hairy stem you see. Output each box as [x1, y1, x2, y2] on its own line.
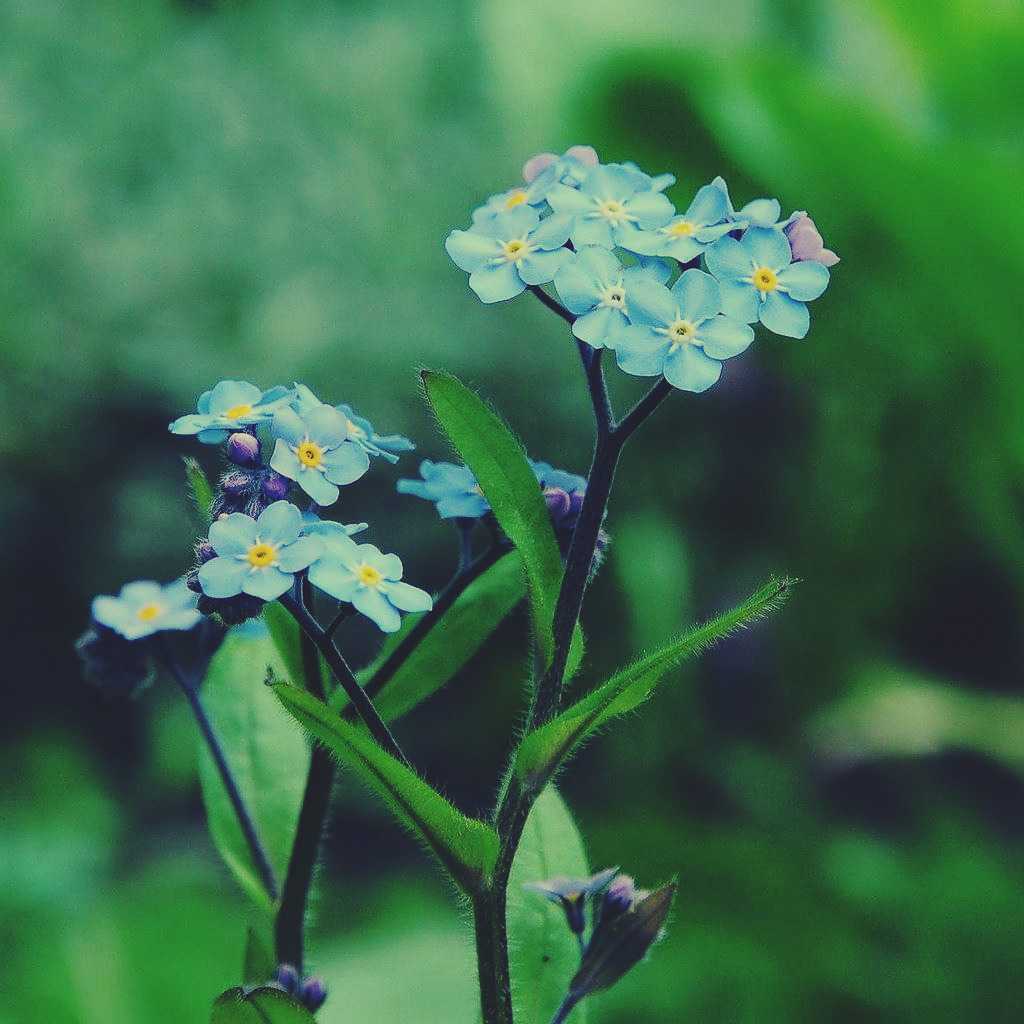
[279, 590, 410, 766]
[473, 885, 515, 1024]
[158, 643, 279, 903]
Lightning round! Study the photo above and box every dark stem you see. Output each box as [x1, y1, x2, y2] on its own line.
[616, 378, 673, 442]
[550, 993, 581, 1024]
[361, 543, 508, 704]
[578, 342, 613, 438]
[325, 604, 355, 640]
[157, 642, 279, 903]
[279, 590, 410, 767]
[528, 284, 575, 325]
[473, 886, 514, 1024]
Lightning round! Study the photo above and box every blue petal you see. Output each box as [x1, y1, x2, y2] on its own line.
[242, 566, 294, 601]
[322, 442, 370, 486]
[759, 291, 810, 339]
[741, 227, 792, 272]
[573, 306, 625, 349]
[307, 405, 349, 448]
[208, 380, 262, 415]
[614, 224, 662, 256]
[468, 262, 525, 303]
[777, 260, 830, 301]
[519, 248, 571, 286]
[718, 280, 760, 324]
[296, 469, 340, 507]
[553, 249, 605, 314]
[272, 408, 307, 445]
[648, 173, 676, 192]
[580, 165, 637, 201]
[210, 513, 258, 557]
[529, 213, 573, 250]
[270, 439, 303, 482]
[385, 581, 433, 613]
[659, 234, 705, 263]
[627, 259, 672, 286]
[362, 545, 403, 580]
[168, 414, 209, 436]
[445, 229, 500, 272]
[489, 205, 541, 239]
[308, 559, 358, 601]
[614, 327, 670, 377]
[622, 191, 674, 230]
[624, 278, 675, 329]
[705, 236, 752, 280]
[353, 587, 402, 633]
[199, 557, 249, 599]
[546, 183, 593, 216]
[196, 389, 214, 415]
[277, 536, 323, 572]
[570, 218, 616, 250]
[197, 428, 229, 445]
[738, 197, 781, 227]
[397, 478, 433, 500]
[437, 493, 489, 518]
[697, 315, 755, 360]
[663, 345, 722, 393]
[256, 501, 303, 546]
[685, 182, 728, 225]
[671, 269, 722, 323]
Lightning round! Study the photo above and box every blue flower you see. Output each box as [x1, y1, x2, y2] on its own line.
[522, 146, 600, 192]
[613, 161, 676, 193]
[713, 176, 796, 230]
[300, 511, 369, 538]
[704, 226, 830, 339]
[92, 580, 201, 640]
[546, 164, 674, 250]
[445, 206, 574, 303]
[397, 460, 489, 519]
[614, 269, 754, 393]
[198, 501, 323, 602]
[530, 460, 587, 494]
[169, 380, 293, 444]
[270, 405, 371, 507]
[307, 534, 432, 633]
[552, 247, 671, 349]
[616, 180, 732, 262]
[471, 183, 549, 225]
[290, 383, 415, 463]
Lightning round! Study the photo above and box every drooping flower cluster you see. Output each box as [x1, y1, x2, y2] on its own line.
[445, 147, 838, 393]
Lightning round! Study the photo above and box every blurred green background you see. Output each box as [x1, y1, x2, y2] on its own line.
[2, 0, 1023, 1020]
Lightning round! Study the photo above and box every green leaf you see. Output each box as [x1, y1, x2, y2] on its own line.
[262, 602, 306, 695]
[507, 786, 590, 1024]
[198, 624, 309, 909]
[243, 926, 275, 986]
[515, 578, 794, 788]
[421, 370, 583, 675]
[339, 551, 526, 721]
[272, 681, 499, 890]
[183, 455, 214, 524]
[211, 987, 316, 1023]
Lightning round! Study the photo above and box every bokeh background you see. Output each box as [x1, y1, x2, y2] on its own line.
[3, 0, 1023, 1020]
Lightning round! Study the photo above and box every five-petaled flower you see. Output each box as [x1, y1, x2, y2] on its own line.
[270, 405, 371, 507]
[713, 176, 790, 230]
[445, 206, 574, 303]
[618, 180, 733, 263]
[546, 164, 674, 251]
[198, 501, 323, 602]
[705, 226, 830, 339]
[614, 269, 754, 392]
[553, 246, 670, 349]
[523, 868, 619, 937]
[92, 580, 201, 640]
[397, 460, 489, 519]
[169, 380, 293, 444]
[307, 534, 432, 633]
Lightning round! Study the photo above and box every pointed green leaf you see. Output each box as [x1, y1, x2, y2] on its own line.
[421, 369, 584, 675]
[272, 681, 499, 890]
[515, 578, 794, 788]
[337, 551, 526, 721]
[243, 926, 275, 987]
[198, 624, 309, 909]
[507, 786, 590, 1024]
[262, 601, 305, 694]
[211, 987, 316, 1023]
[183, 455, 214, 524]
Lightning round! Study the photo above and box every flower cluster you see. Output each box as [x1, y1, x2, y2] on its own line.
[445, 147, 838, 393]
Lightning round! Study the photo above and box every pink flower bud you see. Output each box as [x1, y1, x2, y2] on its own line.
[785, 214, 840, 267]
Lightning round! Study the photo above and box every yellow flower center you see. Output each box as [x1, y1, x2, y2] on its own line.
[246, 542, 278, 568]
[504, 189, 528, 209]
[297, 440, 324, 468]
[502, 238, 532, 262]
[668, 319, 698, 346]
[357, 564, 384, 588]
[225, 403, 253, 419]
[668, 220, 696, 236]
[752, 267, 778, 293]
[136, 602, 162, 622]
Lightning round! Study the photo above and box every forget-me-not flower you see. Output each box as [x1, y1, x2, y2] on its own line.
[613, 161, 676, 194]
[522, 145, 600, 186]
[169, 380, 293, 444]
[713, 176, 797, 230]
[546, 164, 674, 250]
[397, 460, 489, 519]
[704, 226, 830, 339]
[92, 580, 201, 641]
[553, 247, 671, 349]
[617, 180, 733, 262]
[308, 534, 432, 633]
[471, 183, 549, 225]
[531, 460, 587, 495]
[270, 405, 370, 507]
[445, 206, 574, 303]
[198, 501, 323, 602]
[614, 269, 754, 393]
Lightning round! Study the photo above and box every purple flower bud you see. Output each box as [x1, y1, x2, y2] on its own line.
[300, 977, 328, 1012]
[785, 214, 840, 267]
[261, 470, 291, 503]
[195, 540, 216, 564]
[567, 490, 586, 520]
[185, 570, 202, 593]
[226, 431, 260, 467]
[221, 471, 251, 497]
[600, 874, 637, 924]
[275, 964, 300, 995]
[544, 486, 573, 520]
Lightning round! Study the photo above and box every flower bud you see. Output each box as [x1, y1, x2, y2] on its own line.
[195, 539, 217, 564]
[221, 471, 251, 497]
[197, 592, 265, 627]
[274, 964, 300, 995]
[785, 213, 840, 267]
[300, 977, 327, 1012]
[544, 486, 573, 520]
[226, 431, 261, 466]
[599, 874, 637, 925]
[185, 569, 202, 593]
[261, 470, 291, 503]
[523, 868, 618, 937]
